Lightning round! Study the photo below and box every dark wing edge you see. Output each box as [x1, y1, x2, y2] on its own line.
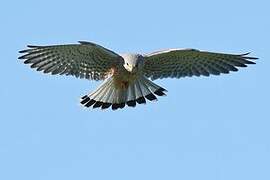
[143, 49, 258, 80]
[18, 41, 123, 81]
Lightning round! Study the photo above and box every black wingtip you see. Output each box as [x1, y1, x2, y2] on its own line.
[18, 55, 25, 59]
[246, 60, 256, 64]
[126, 100, 136, 107]
[145, 93, 157, 101]
[78, 41, 94, 45]
[136, 97, 146, 104]
[119, 103, 125, 109]
[154, 89, 166, 96]
[81, 95, 88, 100]
[101, 103, 112, 109]
[240, 52, 259, 60]
[111, 103, 126, 110]
[19, 45, 41, 57]
[19, 49, 29, 53]
[85, 99, 96, 107]
[159, 87, 168, 92]
[112, 103, 120, 110]
[27, 45, 40, 48]
[93, 101, 103, 108]
[240, 52, 251, 56]
[80, 96, 90, 105]
[245, 56, 258, 60]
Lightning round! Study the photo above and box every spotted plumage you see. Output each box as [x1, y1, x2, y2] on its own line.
[19, 41, 257, 110]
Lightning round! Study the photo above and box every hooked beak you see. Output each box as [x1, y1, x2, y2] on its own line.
[128, 65, 134, 72]
[125, 64, 136, 73]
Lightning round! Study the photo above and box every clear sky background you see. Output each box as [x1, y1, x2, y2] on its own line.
[1, 0, 269, 179]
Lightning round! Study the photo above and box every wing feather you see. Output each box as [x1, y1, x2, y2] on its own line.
[143, 49, 257, 80]
[19, 41, 124, 80]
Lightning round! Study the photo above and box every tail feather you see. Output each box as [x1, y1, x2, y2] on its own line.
[138, 77, 154, 98]
[127, 83, 136, 102]
[90, 80, 111, 108]
[137, 77, 157, 101]
[80, 76, 167, 110]
[88, 79, 109, 100]
[134, 78, 144, 100]
[143, 78, 167, 96]
[100, 79, 114, 103]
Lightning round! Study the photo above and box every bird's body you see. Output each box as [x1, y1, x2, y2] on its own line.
[81, 53, 166, 110]
[114, 53, 146, 90]
[113, 54, 142, 86]
[19, 41, 257, 110]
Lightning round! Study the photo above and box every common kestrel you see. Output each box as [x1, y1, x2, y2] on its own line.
[19, 41, 257, 110]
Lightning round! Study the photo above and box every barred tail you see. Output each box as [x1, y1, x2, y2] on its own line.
[80, 76, 167, 110]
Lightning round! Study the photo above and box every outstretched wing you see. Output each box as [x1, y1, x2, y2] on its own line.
[19, 41, 124, 80]
[143, 49, 257, 80]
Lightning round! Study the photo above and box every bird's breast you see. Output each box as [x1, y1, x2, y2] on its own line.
[111, 67, 139, 90]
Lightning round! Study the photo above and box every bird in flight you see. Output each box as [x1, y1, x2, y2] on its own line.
[19, 41, 257, 110]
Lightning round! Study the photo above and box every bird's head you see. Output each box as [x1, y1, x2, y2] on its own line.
[122, 54, 144, 73]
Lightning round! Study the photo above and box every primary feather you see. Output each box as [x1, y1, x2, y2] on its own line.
[19, 41, 124, 80]
[143, 49, 257, 80]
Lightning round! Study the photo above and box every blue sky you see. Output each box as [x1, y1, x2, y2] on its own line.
[1, 0, 269, 179]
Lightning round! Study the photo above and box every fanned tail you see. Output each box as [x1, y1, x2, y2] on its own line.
[80, 76, 167, 110]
